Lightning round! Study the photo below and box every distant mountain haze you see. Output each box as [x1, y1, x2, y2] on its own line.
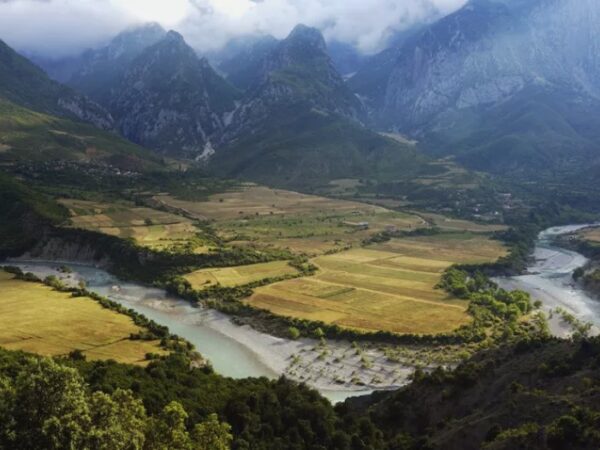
[3, 0, 600, 180]
[221, 24, 366, 144]
[352, 0, 600, 174]
[0, 39, 114, 130]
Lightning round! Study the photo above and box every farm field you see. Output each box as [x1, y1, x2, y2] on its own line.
[417, 212, 508, 233]
[185, 260, 299, 288]
[578, 226, 600, 244]
[0, 271, 166, 364]
[246, 233, 507, 334]
[153, 185, 427, 255]
[60, 198, 210, 253]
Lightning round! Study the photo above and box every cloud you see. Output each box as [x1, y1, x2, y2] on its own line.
[0, 0, 467, 58]
[181, 0, 468, 54]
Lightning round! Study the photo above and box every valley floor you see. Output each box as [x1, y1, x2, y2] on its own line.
[0, 271, 166, 364]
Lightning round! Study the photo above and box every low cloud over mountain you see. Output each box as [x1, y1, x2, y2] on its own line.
[0, 0, 466, 58]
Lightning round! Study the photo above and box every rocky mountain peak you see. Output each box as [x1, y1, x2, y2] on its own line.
[164, 30, 185, 44]
[109, 23, 166, 57]
[64, 23, 166, 105]
[286, 24, 327, 52]
[108, 29, 239, 158]
[154, 31, 195, 57]
[346, 0, 600, 175]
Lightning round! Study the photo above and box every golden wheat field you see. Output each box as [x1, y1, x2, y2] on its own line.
[0, 271, 166, 364]
[579, 227, 600, 243]
[246, 233, 507, 334]
[184, 260, 299, 288]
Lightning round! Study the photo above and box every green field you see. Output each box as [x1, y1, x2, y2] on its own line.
[0, 271, 166, 364]
[185, 260, 299, 288]
[154, 185, 426, 255]
[247, 233, 506, 334]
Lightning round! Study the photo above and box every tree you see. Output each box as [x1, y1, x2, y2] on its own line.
[288, 327, 301, 340]
[145, 401, 192, 450]
[0, 355, 235, 450]
[192, 413, 232, 450]
[86, 389, 147, 450]
[8, 358, 91, 449]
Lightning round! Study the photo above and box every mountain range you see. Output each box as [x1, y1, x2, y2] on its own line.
[11, 0, 600, 184]
[352, 0, 600, 175]
[27, 22, 424, 186]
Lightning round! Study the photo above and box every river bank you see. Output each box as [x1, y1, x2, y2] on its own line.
[8, 260, 418, 402]
[495, 224, 600, 337]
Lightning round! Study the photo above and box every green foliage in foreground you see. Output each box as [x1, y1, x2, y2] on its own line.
[3, 336, 600, 449]
[0, 356, 232, 450]
[0, 348, 385, 450]
[350, 337, 600, 450]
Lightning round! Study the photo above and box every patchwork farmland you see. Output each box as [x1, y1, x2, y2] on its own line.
[154, 184, 427, 255]
[59, 198, 209, 253]
[246, 233, 507, 334]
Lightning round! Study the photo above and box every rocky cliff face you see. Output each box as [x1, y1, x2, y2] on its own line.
[109, 31, 239, 158]
[378, 0, 600, 131]
[212, 34, 279, 91]
[69, 23, 167, 106]
[348, 0, 600, 173]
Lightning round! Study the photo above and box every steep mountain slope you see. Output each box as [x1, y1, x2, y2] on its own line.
[344, 337, 600, 449]
[211, 25, 431, 188]
[354, 0, 600, 174]
[223, 24, 365, 142]
[326, 40, 367, 77]
[348, 25, 427, 104]
[0, 39, 113, 130]
[213, 34, 279, 91]
[68, 23, 167, 106]
[212, 106, 427, 188]
[109, 31, 240, 158]
[0, 97, 162, 170]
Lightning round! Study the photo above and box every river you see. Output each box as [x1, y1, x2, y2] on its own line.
[495, 224, 600, 336]
[8, 260, 395, 403]
[10, 224, 596, 401]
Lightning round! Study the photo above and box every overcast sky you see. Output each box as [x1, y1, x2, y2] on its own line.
[0, 0, 468, 58]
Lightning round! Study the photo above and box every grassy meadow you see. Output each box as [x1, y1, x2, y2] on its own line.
[0, 271, 166, 364]
[247, 233, 507, 334]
